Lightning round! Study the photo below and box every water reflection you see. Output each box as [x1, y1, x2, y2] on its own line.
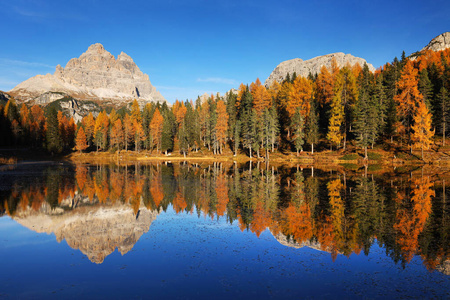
[1, 162, 449, 274]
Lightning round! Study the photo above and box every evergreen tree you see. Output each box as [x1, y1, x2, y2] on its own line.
[161, 106, 176, 155]
[418, 69, 434, 111]
[268, 106, 280, 153]
[438, 86, 450, 145]
[142, 103, 155, 150]
[292, 107, 305, 156]
[306, 97, 319, 154]
[354, 89, 372, 158]
[46, 107, 62, 155]
[226, 91, 239, 154]
[178, 118, 189, 157]
[233, 119, 241, 156]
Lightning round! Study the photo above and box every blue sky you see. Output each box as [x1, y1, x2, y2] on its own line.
[1, 0, 449, 103]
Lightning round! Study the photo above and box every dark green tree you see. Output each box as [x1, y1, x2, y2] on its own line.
[46, 107, 62, 155]
[306, 97, 319, 154]
[292, 107, 305, 156]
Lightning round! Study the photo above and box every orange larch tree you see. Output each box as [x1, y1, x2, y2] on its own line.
[316, 65, 335, 106]
[394, 59, 423, 145]
[81, 112, 95, 147]
[123, 114, 135, 151]
[250, 78, 271, 114]
[150, 108, 164, 153]
[411, 100, 435, 159]
[110, 118, 124, 150]
[287, 76, 313, 119]
[75, 126, 88, 153]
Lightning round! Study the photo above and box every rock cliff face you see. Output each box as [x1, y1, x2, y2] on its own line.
[421, 32, 450, 52]
[265, 52, 375, 87]
[272, 231, 324, 252]
[9, 43, 166, 106]
[14, 197, 159, 264]
[0, 91, 11, 103]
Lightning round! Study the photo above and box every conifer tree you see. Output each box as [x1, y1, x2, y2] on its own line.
[75, 126, 88, 153]
[394, 60, 423, 146]
[292, 108, 305, 156]
[306, 97, 319, 154]
[215, 100, 228, 154]
[161, 106, 175, 155]
[418, 69, 434, 112]
[150, 108, 164, 152]
[142, 103, 155, 150]
[354, 89, 372, 158]
[411, 101, 434, 159]
[333, 66, 358, 149]
[123, 114, 135, 151]
[46, 107, 62, 155]
[110, 119, 124, 150]
[327, 84, 345, 150]
[268, 106, 280, 153]
[438, 87, 450, 145]
[233, 120, 241, 156]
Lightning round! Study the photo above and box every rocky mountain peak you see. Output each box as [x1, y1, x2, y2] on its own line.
[86, 43, 106, 53]
[422, 32, 450, 52]
[118, 51, 133, 61]
[265, 52, 375, 86]
[9, 43, 166, 106]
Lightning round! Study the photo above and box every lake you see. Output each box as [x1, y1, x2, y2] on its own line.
[0, 161, 449, 299]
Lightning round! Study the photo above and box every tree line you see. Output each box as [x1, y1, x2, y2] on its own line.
[1, 48, 449, 158]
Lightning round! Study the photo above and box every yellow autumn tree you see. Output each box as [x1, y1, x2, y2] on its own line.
[75, 126, 88, 153]
[411, 101, 434, 159]
[250, 78, 271, 114]
[287, 76, 313, 119]
[394, 60, 423, 144]
[150, 108, 164, 153]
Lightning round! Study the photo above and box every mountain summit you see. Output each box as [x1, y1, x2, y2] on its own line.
[421, 32, 450, 52]
[9, 43, 166, 105]
[265, 52, 375, 87]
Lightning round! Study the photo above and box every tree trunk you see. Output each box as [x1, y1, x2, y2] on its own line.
[311, 143, 314, 154]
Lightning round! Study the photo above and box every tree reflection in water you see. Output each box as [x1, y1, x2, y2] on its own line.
[0, 162, 449, 274]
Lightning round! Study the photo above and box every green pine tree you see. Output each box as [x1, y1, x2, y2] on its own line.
[292, 107, 305, 156]
[306, 97, 319, 154]
[46, 107, 62, 155]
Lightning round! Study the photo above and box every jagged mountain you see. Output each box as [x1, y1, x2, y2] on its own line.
[14, 194, 159, 264]
[9, 43, 166, 107]
[265, 52, 375, 87]
[421, 32, 450, 52]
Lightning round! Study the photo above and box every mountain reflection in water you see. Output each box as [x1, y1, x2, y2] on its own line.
[1, 162, 449, 275]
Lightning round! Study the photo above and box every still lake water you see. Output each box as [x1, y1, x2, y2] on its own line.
[0, 161, 449, 299]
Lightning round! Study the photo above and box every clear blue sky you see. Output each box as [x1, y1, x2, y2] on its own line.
[1, 0, 449, 103]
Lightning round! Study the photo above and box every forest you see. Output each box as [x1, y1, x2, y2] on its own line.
[1, 48, 449, 160]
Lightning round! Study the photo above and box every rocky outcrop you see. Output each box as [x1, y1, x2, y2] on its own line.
[265, 52, 375, 87]
[437, 260, 450, 276]
[0, 90, 11, 103]
[272, 231, 324, 252]
[9, 43, 166, 107]
[14, 195, 159, 264]
[421, 32, 450, 52]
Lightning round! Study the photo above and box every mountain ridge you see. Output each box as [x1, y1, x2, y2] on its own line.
[9, 43, 166, 106]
